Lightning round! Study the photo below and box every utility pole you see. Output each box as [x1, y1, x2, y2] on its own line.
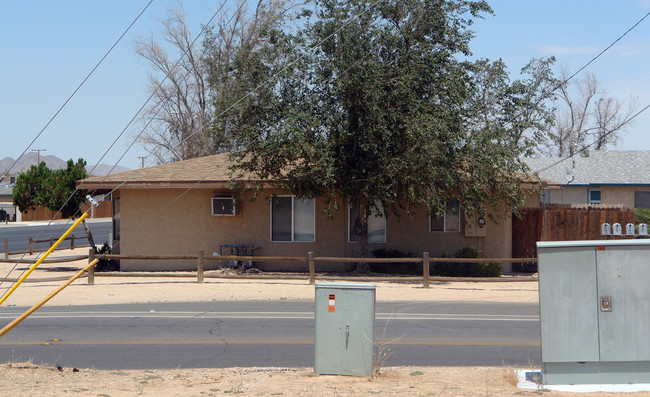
[31, 148, 47, 165]
[137, 156, 146, 169]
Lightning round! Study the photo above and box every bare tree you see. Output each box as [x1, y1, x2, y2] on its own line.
[135, 5, 211, 164]
[593, 96, 638, 150]
[202, 0, 302, 152]
[134, 1, 301, 163]
[549, 68, 638, 157]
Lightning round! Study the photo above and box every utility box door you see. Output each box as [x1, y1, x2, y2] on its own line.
[539, 246, 600, 362]
[314, 282, 376, 376]
[596, 245, 650, 361]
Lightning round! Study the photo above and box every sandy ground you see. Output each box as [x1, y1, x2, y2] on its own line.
[0, 248, 641, 396]
[0, 248, 539, 306]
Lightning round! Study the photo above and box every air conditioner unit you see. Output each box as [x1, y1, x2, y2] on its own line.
[212, 197, 237, 216]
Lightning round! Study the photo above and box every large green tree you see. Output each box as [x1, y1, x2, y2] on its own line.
[13, 159, 95, 247]
[12, 161, 52, 216]
[228, 0, 555, 265]
[13, 159, 87, 219]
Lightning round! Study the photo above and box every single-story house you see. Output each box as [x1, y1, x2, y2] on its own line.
[79, 153, 558, 272]
[524, 150, 650, 209]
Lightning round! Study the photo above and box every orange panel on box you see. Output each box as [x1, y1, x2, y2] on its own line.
[328, 294, 336, 312]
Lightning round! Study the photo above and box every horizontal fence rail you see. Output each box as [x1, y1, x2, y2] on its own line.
[3, 236, 88, 259]
[93, 251, 538, 288]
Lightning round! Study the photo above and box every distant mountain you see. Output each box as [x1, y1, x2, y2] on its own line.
[0, 153, 66, 174]
[87, 163, 130, 176]
[0, 153, 130, 176]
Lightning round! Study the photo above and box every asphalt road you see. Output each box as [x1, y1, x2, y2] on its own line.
[0, 301, 541, 369]
[0, 219, 112, 254]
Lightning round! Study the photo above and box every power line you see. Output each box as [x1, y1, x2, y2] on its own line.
[6, 2, 647, 288]
[0, 0, 155, 183]
[510, 11, 650, 142]
[164, 0, 385, 160]
[0, 0, 156, 293]
[78, 0, 235, 188]
[532, 102, 650, 175]
[526, 12, 650, 175]
[101, 1, 650, 233]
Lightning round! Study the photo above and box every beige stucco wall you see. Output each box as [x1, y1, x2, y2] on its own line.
[547, 186, 648, 208]
[114, 188, 515, 272]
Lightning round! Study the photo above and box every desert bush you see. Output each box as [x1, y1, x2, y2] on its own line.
[370, 248, 416, 274]
[433, 247, 501, 277]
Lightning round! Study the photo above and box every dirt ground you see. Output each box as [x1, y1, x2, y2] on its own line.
[0, 248, 644, 396]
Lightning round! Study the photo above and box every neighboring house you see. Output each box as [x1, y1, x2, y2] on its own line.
[524, 150, 650, 209]
[0, 182, 17, 222]
[79, 153, 554, 272]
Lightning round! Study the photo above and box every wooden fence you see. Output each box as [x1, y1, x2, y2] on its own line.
[20, 201, 112, 221]
[512, 205, 636, 270]
[93, 251, 538, 288]
[3, 235, 88, 259]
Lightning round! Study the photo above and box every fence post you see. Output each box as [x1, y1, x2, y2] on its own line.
[87, 248, 95, 286]
[71, 234, 75, 250]
[423, 252, 430, 289]
[308, 251, 315, 285]
[4, 239, 8, 260]
[197, 250, 204, 283]
[29, 238, 34, 255]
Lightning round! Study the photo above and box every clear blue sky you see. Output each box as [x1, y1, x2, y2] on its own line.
[1, 0, 649, 171]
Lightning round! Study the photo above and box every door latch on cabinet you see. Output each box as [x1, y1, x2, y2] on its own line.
[601, 296, 612, 312]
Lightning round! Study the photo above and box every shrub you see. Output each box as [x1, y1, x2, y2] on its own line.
[95, 242, 119, 272]
[635, 207, 650, 225]
[371, 248, 416, 274]
[432, 247, 501, 277]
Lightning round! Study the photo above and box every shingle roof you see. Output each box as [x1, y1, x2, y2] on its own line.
[79, 151, 562, 193]
[0, 184, 13, 197]
[523, 150, 650, 186]
[78, 153, 256, 192]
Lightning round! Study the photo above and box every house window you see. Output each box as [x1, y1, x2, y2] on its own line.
[348, 201, 386, 243]
[271, 196, 315, 242]
[588, 189, 601, 204]
[430, 198, 460, 232]
[635, 191, 650, 209]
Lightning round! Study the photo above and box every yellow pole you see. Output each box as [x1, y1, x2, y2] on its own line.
[0, 258, 98, 338]
[0, 212, 89, 306]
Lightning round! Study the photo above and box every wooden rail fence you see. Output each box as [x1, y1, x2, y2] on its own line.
[94, 251, 538, 288]
[20, 201, 112, 222]
[3, 236, 88, 259]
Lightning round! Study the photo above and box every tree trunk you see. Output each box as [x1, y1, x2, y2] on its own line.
[353, 202, 370, 273]
[81, 217, 96, 252]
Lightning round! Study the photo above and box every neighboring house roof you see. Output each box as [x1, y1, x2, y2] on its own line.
[0, 184, 13, 199]
[524, 150, 650, 187]
[79, 151, 561, 193]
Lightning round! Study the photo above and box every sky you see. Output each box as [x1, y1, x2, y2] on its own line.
[1, 0, 650, 171]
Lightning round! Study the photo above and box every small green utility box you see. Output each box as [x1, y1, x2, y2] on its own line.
[314, 282, 376, 376]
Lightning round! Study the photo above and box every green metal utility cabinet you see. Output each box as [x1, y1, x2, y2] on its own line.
[314, 282, 376, 376]
[537, 240, 650, 385]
